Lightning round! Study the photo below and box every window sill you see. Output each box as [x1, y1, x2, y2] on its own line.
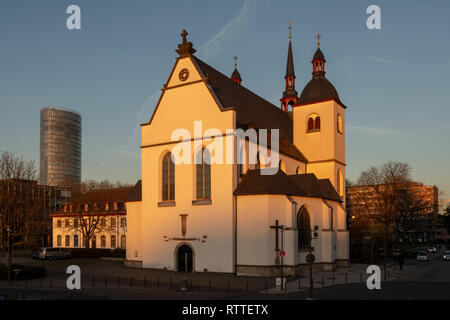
[158, 201, 176, 207]
[192, 199, 212, 206]
[306, 129, 320, 133]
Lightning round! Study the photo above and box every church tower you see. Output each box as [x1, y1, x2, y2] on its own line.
[280, 24, 298, 111]
[292, 34, 346, 201]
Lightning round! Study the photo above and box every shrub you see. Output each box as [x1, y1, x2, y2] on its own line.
[0, 264, 45, 281]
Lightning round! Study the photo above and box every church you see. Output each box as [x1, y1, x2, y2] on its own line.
[125, 29, 349, 276]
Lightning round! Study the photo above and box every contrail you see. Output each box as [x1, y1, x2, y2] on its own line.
[117, 0, 263, 159]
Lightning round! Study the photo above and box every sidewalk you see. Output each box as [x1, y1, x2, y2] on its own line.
[266, 261, 416, 294]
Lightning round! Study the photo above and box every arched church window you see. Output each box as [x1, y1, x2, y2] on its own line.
[237, 146, 245, 178]
[337, 169, 344, 198]
[337, 113, 343, 134]
[297, 207, 311, 249]
[196, 148, 211, 200]
[315, 117, 321, 130]
[307, 114, 320, 133]
[162, 152, 175, 201]
[307, 117, 314, 131]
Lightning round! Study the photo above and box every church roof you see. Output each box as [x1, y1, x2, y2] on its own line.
[126, 180, 142, 202]
[234, 170, 342, 202]
[298, 75, 343, 106]
[193, 57, 307, 163]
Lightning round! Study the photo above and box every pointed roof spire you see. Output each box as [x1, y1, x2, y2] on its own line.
[231, 55, 242, 85]
[285, 23, 295, 78]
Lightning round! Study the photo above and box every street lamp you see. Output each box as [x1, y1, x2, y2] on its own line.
[308, 225, 319, 299]
[6, 225, 11, 283]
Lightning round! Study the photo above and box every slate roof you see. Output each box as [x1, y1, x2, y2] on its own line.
[234, 170, 342, 202]
[126, 180, 142, 202]
[193, 57, 307, 163]
[76, 187, 134, 204]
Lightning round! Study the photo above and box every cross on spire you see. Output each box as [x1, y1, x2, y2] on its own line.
[181, 29, 188, 44]
[233, 55, 238, 69]
[316, 33, 322, 48]
[288, 22, 292, 40]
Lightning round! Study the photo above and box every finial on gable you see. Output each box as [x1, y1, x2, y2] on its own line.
[176, 29, 197, 58]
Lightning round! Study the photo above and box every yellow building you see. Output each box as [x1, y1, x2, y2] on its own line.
[125, 30, 349, 276]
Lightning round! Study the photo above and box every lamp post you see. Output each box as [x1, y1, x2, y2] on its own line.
[6, 225, 11, 283]
[308, 225, 319, 299]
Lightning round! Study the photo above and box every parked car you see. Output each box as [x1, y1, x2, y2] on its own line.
[38, 247, 71, 260]
[442, 251, 450, 261]
[428, 246, 437, 254]
[416, 251, 429, 262]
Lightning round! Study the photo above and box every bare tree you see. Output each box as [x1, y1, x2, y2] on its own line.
[355, 161, 412, 279]
[0, 151, 41, 281]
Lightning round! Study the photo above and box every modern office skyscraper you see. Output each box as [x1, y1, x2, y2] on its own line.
[40, 107, 81, 187]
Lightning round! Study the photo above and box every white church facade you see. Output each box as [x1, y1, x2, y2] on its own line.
[125, 30, 349, 276]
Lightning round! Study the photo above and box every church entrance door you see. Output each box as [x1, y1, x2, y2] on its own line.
[177, 244, 193, 272]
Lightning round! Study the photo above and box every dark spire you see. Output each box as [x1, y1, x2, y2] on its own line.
[231, 55, 242, 85]
[285, 35, 295, 77]
[280, 23, 298, 111]
[175, 29, 196, 58]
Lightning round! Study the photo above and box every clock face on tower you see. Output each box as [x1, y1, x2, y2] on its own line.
[179, 68, 189, 82]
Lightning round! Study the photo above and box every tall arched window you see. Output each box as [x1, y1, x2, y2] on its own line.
[297, 207, 311, 249]
[196, 148, 211, 200]
[57, 235, 62, 247]
[101, 235, 106, 248]
[65, 235, 70, 247]
[162, 152, 175, 201]
[111, 235, 116, 248]
[337, 169, 344, 198]
[307, 117, 314, 131]
[337, 114, 343, 134]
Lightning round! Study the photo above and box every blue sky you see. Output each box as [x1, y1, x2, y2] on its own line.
[1, 0, 449, 201]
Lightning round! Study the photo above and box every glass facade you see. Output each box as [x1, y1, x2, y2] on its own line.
[40, 107, 81, 187]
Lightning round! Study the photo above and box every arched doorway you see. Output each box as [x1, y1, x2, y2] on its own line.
[177, 244, 194, 272]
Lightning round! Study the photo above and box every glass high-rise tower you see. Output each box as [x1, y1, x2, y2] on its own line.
[40, 107, 81, 187]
